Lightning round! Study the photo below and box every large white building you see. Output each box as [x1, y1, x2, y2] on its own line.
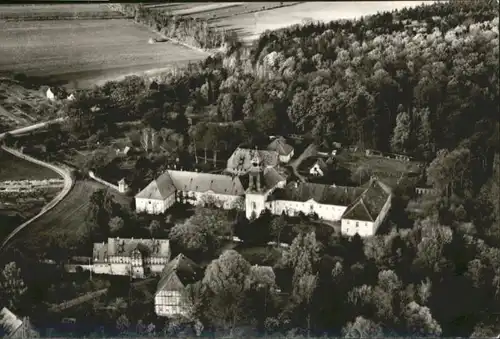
[92, 237, 171, 278]
[136, 148, 392, 237]
[135, 170, 246, 214]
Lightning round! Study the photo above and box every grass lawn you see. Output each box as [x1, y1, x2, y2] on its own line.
[8, 179, 132, 255]
[235, 244, 283, 266]
[0, 149, 62, 180]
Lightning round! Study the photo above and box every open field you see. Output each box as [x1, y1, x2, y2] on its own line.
[8, 179, 132, 254]
[0, 4, 124, 21]
[206, 1, 436, 41]
[0, 149, 61, 180]
[0, 18, 208, 89]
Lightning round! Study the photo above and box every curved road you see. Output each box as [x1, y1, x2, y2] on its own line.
[0, 140, 73, 251]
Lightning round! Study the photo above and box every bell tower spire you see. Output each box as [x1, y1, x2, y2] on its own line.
[248, 147, 262, 192]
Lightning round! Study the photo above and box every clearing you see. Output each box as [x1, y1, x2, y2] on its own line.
[8, 179, 132, 255]
[0, 78, 61, 131]
[0, 17, 208, 89]
[0, 149, 61, 181]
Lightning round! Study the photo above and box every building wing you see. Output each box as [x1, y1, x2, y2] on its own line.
[135, 171, 176, 200]
[267, 137, 294, 156]
[156, 254, 201, 293]
[167, 170, 245, 196]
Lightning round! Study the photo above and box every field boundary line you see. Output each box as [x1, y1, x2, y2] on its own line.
[0, 146, 74, 251]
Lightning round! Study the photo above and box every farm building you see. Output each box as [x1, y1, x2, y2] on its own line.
[155, 253, 201, 318]
[135, 170, 246, 214]
[267, 136, 294, 163]
[92, 237, 171, 278]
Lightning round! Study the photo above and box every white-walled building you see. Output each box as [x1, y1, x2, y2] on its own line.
[136, 148, 391, 237]
[309, 158, 328, 177]
[92, 237, 171, 278]
[155, 253, 201, 318]
[340, 180, 392, 237]
[135, 171, 246, 214]
[267, 137, 295, 163]
[46, 88, 56, 101]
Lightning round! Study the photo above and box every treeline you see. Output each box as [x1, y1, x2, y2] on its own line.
[114, 3, 231, 50]
[0, 11, 125, 21]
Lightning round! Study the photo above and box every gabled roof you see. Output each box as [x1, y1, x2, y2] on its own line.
[341, 180, 392, 222]
[226, 148, 279, 173]
[135, 171, 245, 200]
[93, 238, 170, 261]
[267, 137, 294, 156]
[156, 254, 201, 293]
[135, 171, 176, 200]
[0, 308, 22, 338]
[312, 158, 328, 171]
[168, 170, 245, 196]
[269, 182, 365, 206]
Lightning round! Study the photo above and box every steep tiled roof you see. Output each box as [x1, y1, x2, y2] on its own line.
[156, 254, 201, 293]
[0, 308, 22, 338]
[136, 171, 245, 200]
[93, 238, 170, 262]
[312, 158, 328, 171]
[135, 171, 176, 200]
[267, 137, 294, 156]
[168, 170, 245, 195]
[241, 167, 286, 193]
[226, 148, 279, 173]
[341, 180, 392, 221]
[269, 182, 365, 206]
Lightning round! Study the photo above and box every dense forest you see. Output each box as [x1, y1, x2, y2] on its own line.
[2, 0, 499, 337]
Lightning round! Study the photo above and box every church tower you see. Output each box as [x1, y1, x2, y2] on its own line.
[245, 148, 267, 219]
[248, 147, 262, 192]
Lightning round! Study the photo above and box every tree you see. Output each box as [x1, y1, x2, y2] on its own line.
[403, 301, 442, 337]
[242, 93, 255, 119]
[86, 189, 116, 240]
[202, 250, 252, 335]
[116, 314, 130, 334]
[270, 214, 286, 246]
[218, 93, 236, 122]
[0, 262, 27, 311]
[170, 207, 232, 256]
[391, 106, 411, 153]
[147, 220, 160, 237]
[109, 216, 124, 234]
[342, 316, 384, 338]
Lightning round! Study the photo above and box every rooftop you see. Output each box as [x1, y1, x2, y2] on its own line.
[269, 182, 366, 206]
[267, 137, 294, 156]
[135, 170, 245, 200]
[156, 253, 201, 292]
[341, 180, 392, 222]
[0, 308, 22, 338]
[226, 148, 279, 174]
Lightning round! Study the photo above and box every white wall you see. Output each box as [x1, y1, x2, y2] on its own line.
[155, 290, 188, 317]
[309, 164, 324, 176]
[266, 199, 347, 221]
[245, 192, 268, 219]
[279, 150, 294, 163]
[341, 219, 374, 237]
[135, 194, 175, 214]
